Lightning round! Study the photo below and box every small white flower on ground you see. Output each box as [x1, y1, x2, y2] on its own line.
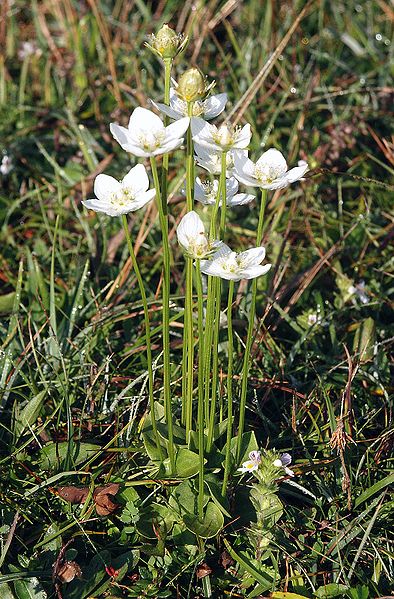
[248, 450, 262, 464]
[152, 88, 227, 122]
[194, 144, 248, 177]
[82, 164, 155, 217]
[192, 118, 252, 152]
[234, 148, 308, 189]
[237, 450, 261, 473]
[177, 211, 222, 259]
[110, 107, 189, 157]
[194, 176, 255, 207]
[200, 245, 271, 282]
[348, 281, 369, 304]
[273, 453, 295, 477]
[308, 313, 318, 326]
[0, 155, 13, 175]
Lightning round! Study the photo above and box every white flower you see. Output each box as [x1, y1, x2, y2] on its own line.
[194, 144, 247, 177]
[308, 313, 318, 326]
[0, 155, 13, 175]
[194, 176, 255, 207]
[82, 164, 155, 217]
[151, 87, 227, 122]
[110, 107, 189, 157]
[234, 148, 308, 189]
[348, 281, 369, 304]
[273, 453, 294, 477]
[200, 245, 271, 282]
[177, 211, 222, 259]
[192, 118, 252, 152]
[237, 450, 262, 473]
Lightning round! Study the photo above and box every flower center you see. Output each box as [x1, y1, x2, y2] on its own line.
[254, 162, 286, 184]
[138, 130, 166, 151]
[110, 187, 135, 208]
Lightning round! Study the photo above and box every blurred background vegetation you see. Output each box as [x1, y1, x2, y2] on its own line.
[0, 0, 393, 597]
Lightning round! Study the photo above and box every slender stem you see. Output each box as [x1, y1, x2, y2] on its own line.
[209, 277, 222, 423]
[150, 156, 175, 472]
[185, 256, 194, 437]
[204, 276, 215, 442]
[236, 188, 268, 462]
[195, 260, 205, 519]
[219, 152, 227, 239]
[183, 100, 195, 438]
[121, 215, 163, 460]
[209, 151, 227, 238]
[160, 58, 172, 214]
[206, 151, 227, 448]
[222, 279, 234, 495]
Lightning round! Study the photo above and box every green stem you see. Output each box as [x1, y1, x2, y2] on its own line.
[160, 58, 172, 213]
[183, 100, 195, 438]
[150, 156, 175, 472]
[185, 256, 194, 437]
[209, 151, 227, 238]
[204, 276, 215, 445]
[222, 279, 234, 496]
[195, 260, 205, 519]
[236, 188, 268, 462]
[121, 215, 163, 460]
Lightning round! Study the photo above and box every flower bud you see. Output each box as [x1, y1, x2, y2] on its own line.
[273, 459, 283, 468]
[216, 124, 233, 148]
[177, 68, 207, 102]
[146, 24, 188, 61]
[152, 24, 180, 58]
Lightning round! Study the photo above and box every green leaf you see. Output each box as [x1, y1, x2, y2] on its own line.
[272, 594, 311, 599]
[183, 501, 224, 538]
[314, 584, 349, 598]
[354, 473, 394, 507]
[38, 442, 100, 470]
[13, 577, 47, 599]
[231, 431, 258, 465]
[136, 503, 176, 539]
[353, 317, 375, 363]
[168, 448, 200, 478]
[223, 539, 274, 591]
[13, 390, 46, 438]
[0, 292, 15, 314]
[0, 582, 16, 599]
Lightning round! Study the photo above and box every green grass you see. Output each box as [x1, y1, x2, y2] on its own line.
[0, 0, 393, 597]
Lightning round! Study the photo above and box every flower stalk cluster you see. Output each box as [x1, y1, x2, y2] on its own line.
[82, 23, 308, 525]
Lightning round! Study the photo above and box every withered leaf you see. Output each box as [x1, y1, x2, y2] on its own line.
[56, 561, 82, 583]
[56, 483, 120, 515]
[219, 550, 234, 569]
[196, 562, 212, 579]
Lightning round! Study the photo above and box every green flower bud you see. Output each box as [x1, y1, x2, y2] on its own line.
[146, 24, 188, 61]
[176, 67, 207, 103]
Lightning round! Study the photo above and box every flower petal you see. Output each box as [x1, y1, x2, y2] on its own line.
[110, 123, 132, 149]
[94, 174, 120, 200]
[177, 211, 205, 251]
[128, 107, 163, 135]
[122, 163, 149, 194]
[285, 162, 309, 183]
[234, 123, 252, 149]
[82, 198, 112, 215]
[227, 193, 255, 206]
[128, 189, 155, 210]
[165, 117, 190, 142]
[256, 148, 287, 176]
[241, 264, 272, 279]
[238, 246, 266, 267]
[151, 100, 182, 120]
[203, 93, 228, 119]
